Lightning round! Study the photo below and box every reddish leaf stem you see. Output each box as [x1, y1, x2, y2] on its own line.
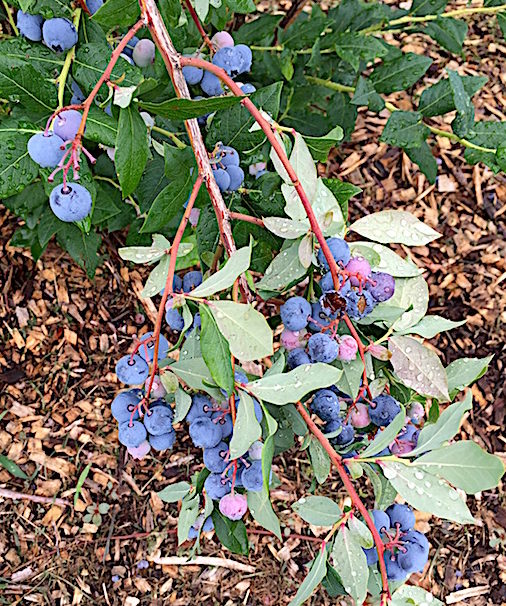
[183, 0, 214, 50]
[144, 174, 203, 400]
[295, 401, 391, 602]
[229, 211, 265, 228]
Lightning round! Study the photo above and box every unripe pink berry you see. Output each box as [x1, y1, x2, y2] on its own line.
[408, 402, 425, 424]
[281, 329, 307, 351]
[219, 493, 248, 521]
[189, 207, 200, 227]
[337, 335, 358, 361]
[368, 343, 391, 361]
[349, 403, 370, 428]
[146, 375, 166, 399]
[345, 257, 371, 286]
[127, 440, 151, 459]
[390, 440, 416, 455]
[132, 39, 155, 67]
[249, 161, 267, 176]
[211, 31, 234, 50]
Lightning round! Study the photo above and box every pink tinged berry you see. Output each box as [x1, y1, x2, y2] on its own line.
[368, 343, 391, 361]
[281, 329, 307, 351]
[390, 439, 416, 455]
[248, 161, 266, 176]
[337, 335, 358, 361]
[211, 31, 235, 50]
[106, 146, 116, 162]
[219, 493, 248, 521]
[349, 403, 370, 428]
[127, 440, 151, 459]
[408, 402, 425, 424]
[53, 109, 83, 142]
[146, 375, 166, 399]
[345, 256, 372, 286]
[132, 39, 155, 67]
[189, 207, 201, 227]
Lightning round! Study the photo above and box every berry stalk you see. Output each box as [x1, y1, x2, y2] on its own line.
[144, 174, 203, 401]
[183, 0, 214, 50]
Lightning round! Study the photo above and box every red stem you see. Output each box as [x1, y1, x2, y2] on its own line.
[296, 402, 391, 602]
[144, 175, 203, 400]
[343, 315, 372, 399]
[183, 0, 214, 50]
[228, 211, 264, 228]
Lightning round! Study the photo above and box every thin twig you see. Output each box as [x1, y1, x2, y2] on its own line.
[0, 488, 71, 507]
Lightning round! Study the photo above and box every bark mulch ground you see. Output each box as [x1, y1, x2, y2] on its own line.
[1, 6, 505, 606]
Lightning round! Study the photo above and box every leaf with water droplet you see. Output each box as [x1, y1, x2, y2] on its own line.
[350, 210, 440, 246]
[332, 526, 369, 605]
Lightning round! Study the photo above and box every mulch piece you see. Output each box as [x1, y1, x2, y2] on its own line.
[0, 4, 505, 605]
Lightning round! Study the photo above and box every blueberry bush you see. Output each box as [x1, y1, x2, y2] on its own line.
[1, 0, 504, 603]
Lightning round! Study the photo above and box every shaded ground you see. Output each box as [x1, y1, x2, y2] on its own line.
[1, 4, 505, 606]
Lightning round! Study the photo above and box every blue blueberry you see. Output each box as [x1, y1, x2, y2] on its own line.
[183, 61, 204, 85]
[280, 296, 311, 331]
[186, 394, 213, 423]
[364, 547, 379, 566]
[367, 272, 395, 302]
[212, 412, 233, 439]
[118, 420, 147, 447]
[182, 270, 203, 293]
[308, 300, 338, 332]
[317, 238, 351, 269]
[234, 370, 249, 384]
[212, 47, 242, 76]
[307, 333, 338, 363]
[396, 530, 429, 573]
[369, 395, 401, 427]
[324, 417, 342, 438]
[42, 18, 78, 52]
[225, 165, 244, 191]
[241, 460, 263, 492]
[111, 389, 143, 422]
[213, 167, 230, 192]
[334, 422, 355, 446]
[49, 182, 92, 223]
[115, 354, 150, 385]
[372, 510, 391, 532]
[203, 441, 229, 473]
[189, 416, 222, 448]
[234, 44, 253, 73]
[287, 348, 311, 369]
[204, 472, 231, 500]
[201, 71, 223, 96]
[386, 504, 415, 531]
[144, 405, 173, 435]
[312, 389, 340, 422]
[123, 35, 139, 58]
[344, 289, 376, 320]
[28, 132, 66, 168]
[165, 302, 184, 332]
[53, 109, 82, 142]
[139, 331, 170, 362]
[17, 11, 43, 41]
[384, 554, 406, 581]
[70, 80, 85, 104]
[149, 430, 176, 451]
[218, 146, 240, 167]
[240, 83, 256, 94]
[86, 0, 103, 14]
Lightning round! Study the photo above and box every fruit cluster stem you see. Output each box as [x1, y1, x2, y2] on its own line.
[183, 0, 214, 50]
[296, 401, 391, 602]
[139, 0, 251, 302]
[144, 174, 203, 400]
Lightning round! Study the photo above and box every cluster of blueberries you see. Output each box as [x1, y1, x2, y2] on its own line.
[280, 237, 395, 369]
[209, 143, 245, 192]
[310, 387, 423, 455]
[365, 504, 429, 581]
[183, 31, 254, 96]
[186, 380, 265, 522]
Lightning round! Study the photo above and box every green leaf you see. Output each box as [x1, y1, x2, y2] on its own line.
[173, 387, 192, 424]
[415, 441, 505, 493]
[350, 210, 440, 245]
[308, 436, 331, 484]
[349, 242, 421, 278]
[115, 105, 149, 197]
[348, 516, 373, 549]
[392, 586, 444, 606]
[170, 357, 221, 398]
[228, 391, 262, 459]
[380, 275, 429, 332]
[425, 17, 468, 54]
[334, 32, 388, 71]
[405, 141, 438, 184]
[382, 461, 475, 524]
[409, 391, 472, 455]
[208, 301, 273, 361]
[381, 111, 429, 149]
[0, 120, 39, 198]
[302, 126, 344, 162]
[0, 56, 57, 116]
[389, 335, 449, 401]
[446, 355, 493, 397]
[139, 95, 244, 120]
[211, 510, 249, 555]
[247, 486, 281, 538]
[140, 173, 193, 233]
[262, 217, 309, 239]
[226, 0, 256, 13]
[18, 0, 73, 18]
[56, 226, 101, 278]
[92, 0, 141, 29]
[192, 245, 251, 297]
[332, 526, 369, 605]
[157, 481, 192, 503]
[141, 255, 170, 298]
[118, 234, 170, 263]
[359, 409, 405, 458]
[370, 53, 432, 94]
[351, 76, 385, 112]
[249, 364, 342, 405]
[335, 357, 364, 399]
[419, 75, 487, 117]
[256, 239, 307, 294]
[292, 496, 341, 527]
[363, 464, 397, 510]
[74, 463, 92, 508]
[178, 493, 200, 545]
[288, 547, 327, 606]
[0, 454, 29, 480]
[322, 178, 362, 220]
[199, 304, 234, 396]
[396, 315, 466, 338]
[85, 105, 118, 147]
[410, 0, 448, 16]
[447, 69, 473, 135]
